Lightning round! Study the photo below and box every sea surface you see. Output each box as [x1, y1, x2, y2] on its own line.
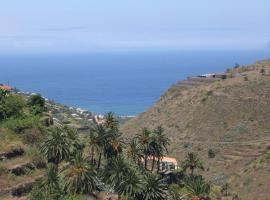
[0, 50, 269, 116]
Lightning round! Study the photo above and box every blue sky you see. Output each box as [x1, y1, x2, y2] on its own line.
[0, 0, 269, 53]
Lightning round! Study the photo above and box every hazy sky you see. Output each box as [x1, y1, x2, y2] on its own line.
[0, 0, 269, 53]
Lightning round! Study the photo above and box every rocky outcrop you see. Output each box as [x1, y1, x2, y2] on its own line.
[11, 181, 35, 197]
[8, 163, 36, 176]
[0, 148, 24, 161]
[0, 181, 34, 197]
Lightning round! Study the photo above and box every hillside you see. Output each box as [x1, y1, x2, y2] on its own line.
[0, 92, 95, 199]
[2, 89, 218, 200]
[121, 59, 270, 199]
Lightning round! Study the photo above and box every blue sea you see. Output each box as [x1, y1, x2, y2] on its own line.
[0, 50, 269, 116]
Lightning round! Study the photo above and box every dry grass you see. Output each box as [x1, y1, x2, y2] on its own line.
[0, 127, 44, 196]
[0, 129, 25, 153]
[121, 59, 270, 199]
[0, 168, 44, 189]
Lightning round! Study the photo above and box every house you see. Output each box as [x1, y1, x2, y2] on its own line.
[198, 73, 227, 79]
[94, 115, 105, 125]
[198, 73, 216, 78]
[146, 156, 178, 172]
[71, 113, 79, 117]
[159, 156, 178, 172]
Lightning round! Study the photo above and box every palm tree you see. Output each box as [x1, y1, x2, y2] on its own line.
[136, 128, 152, 169]
[153, 126, 170, 172]
[104, 129, 124, 158]
[182, 152, 204, 175]
[62, 151, 97, 194]
[90, 124, 107, 169]
[62, 126, 81, 151]
[91, 123, 124, 166]
[39, 127, 74, 169]
[103, 155, 145, 199]
[41, 163, 62, 193]
[102, 154, 131, 186]
[137, 172, 168, 200]
[116, 168, 145, 199]
[148, 134, 159, 171]
[126, 138, 144, 166]
[88, 131, 99, 165]
[29, 163, 62, 200]
[184, 175, 211, 200]
[104, 112, 119, 130]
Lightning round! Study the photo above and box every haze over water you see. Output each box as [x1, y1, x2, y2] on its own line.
[0, 50, 269, 116]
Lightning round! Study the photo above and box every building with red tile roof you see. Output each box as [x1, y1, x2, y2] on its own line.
[0, 84, 12, 91]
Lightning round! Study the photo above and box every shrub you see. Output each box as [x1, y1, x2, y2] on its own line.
[183, 143, 189, 148]
[30, 105, 45, 115]
[234, 63, 240, 69]
[210, 173, 227, 186]
[208, 149, 216, 158]
[233, 123, 248, 134]
[28, 94, 46, 115]
[1, 116, 39, 133]
[0, 89, 10, 102]
[206, 90, 213, 96]
[28, 94, 45, 108]
[0, 165, 7, 176]
[0, 95, 25, 120]
[260, 68, 265, 74]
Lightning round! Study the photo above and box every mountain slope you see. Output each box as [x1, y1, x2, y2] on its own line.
[121, 59, 270, 198]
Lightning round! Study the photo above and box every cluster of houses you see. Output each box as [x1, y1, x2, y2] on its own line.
[69, 109, 105, 125]
[197, 73, 227, 79]
[69, 107, 92, 121]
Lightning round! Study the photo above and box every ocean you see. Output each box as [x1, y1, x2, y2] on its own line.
[0, 50, 269, 116]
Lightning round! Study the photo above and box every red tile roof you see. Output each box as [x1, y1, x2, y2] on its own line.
[146, 156, 178, 164]
[0, 85, 12, 91]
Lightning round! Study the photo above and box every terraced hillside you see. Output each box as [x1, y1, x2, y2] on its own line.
[0, 93, 94, 199]
[0, 128, 46, 200]
[121, 59, 270, 199]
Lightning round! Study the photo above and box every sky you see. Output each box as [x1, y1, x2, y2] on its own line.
[0, 0, 269, 53]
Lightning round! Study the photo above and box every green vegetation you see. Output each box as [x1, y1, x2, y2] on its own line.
[182, 152, 204, 175]
[0, 93, 25, 120]
[0, 92, 218, 200]
[207, 149, 216, 159]
[28, 93, 47, 115]
[28, 112, 219, 200]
